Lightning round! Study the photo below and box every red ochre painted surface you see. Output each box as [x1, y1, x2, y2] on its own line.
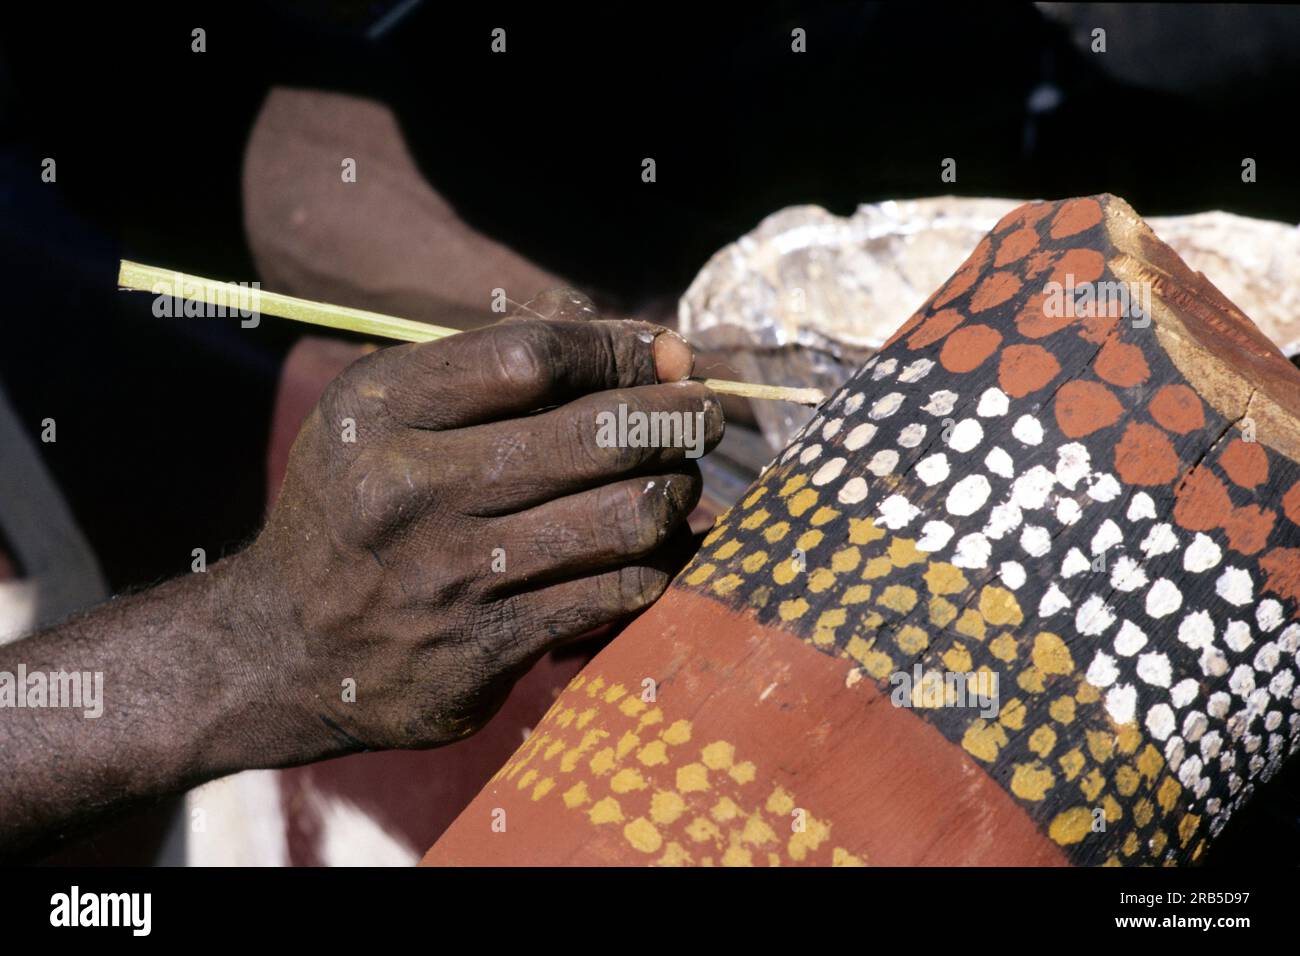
[423, 586, 1066, 867]
[426, 195, 1300, 867]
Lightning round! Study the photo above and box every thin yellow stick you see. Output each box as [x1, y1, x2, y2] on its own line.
[696, 379, 826, 406]
[116, 260, 827, 406]
[117, 260, 452, 343]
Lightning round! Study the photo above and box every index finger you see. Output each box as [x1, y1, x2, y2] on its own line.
[371, 317, 696, 431]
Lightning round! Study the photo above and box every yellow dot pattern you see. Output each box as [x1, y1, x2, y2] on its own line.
[676, 449, 1207, 866]
[489, 673, 868, 867]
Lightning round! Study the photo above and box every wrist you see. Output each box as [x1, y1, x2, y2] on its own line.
[193, 546, 332, 777]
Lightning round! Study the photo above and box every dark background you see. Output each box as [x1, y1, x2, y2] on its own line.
[1, 1, 1298, 864]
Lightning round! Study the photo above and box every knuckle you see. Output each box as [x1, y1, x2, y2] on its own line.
[603, 564, 665, 613]
[587, 388, 664, 468]
[523, 287, 598, 322]
[601, 322, 658, 388]
[487, 324, 561, 399]
[605, 482, 671, 556]
[321, 360, 389, 427]
[346, 451, 422, 532]
[614, 387, 655, 417]
[567, 405, 633, 474]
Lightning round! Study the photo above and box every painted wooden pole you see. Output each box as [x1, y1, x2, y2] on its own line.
[423, 195, 1300, 866]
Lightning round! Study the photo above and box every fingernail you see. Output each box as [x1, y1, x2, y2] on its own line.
[524, 290, 563, 319]
[653, 331, 694, 382]
[703, 392, 725, 438]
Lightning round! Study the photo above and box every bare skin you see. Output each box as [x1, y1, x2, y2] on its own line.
[0, 291, 722, 858]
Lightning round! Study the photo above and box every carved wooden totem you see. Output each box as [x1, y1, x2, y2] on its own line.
[424, 195, 1300, 866]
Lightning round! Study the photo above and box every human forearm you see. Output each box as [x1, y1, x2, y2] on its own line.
[0, 552, 313, 857]
[0, 302, 713, 858]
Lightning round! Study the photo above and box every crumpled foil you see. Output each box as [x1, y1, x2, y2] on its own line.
[679, 197, 1300, 451]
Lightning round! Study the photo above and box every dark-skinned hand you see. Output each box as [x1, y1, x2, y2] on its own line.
[0, 289, 721, 855]
[237, 289, 722, 751]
